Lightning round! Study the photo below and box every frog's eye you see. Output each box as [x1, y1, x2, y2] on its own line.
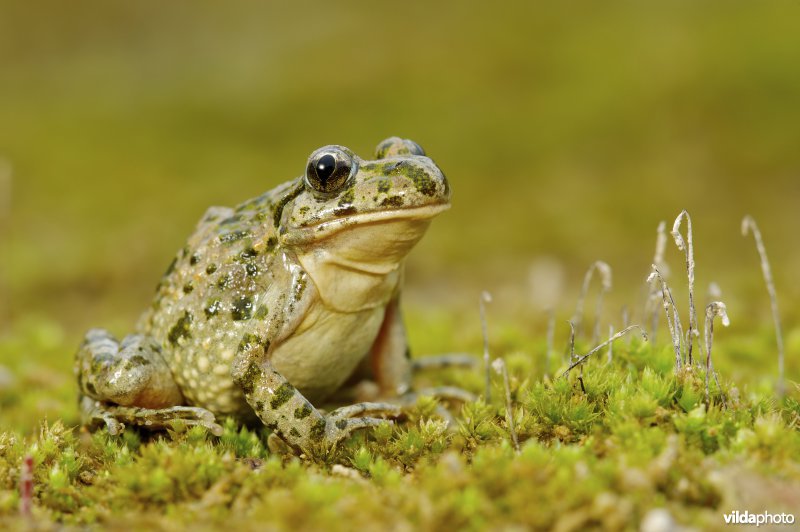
[305, 147, 355, 194]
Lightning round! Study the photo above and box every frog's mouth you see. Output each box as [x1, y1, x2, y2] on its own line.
[281, 203, 450, 247]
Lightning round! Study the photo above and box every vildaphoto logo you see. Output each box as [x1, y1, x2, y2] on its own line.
[723, 510, 795, 526]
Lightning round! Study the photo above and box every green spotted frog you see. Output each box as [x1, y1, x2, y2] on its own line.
[75, 137, 450, 454]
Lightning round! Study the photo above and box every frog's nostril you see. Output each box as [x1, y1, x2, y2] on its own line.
[385, 161, 402, 172]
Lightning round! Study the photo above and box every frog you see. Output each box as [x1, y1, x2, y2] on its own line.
[75, 137, 452, 454]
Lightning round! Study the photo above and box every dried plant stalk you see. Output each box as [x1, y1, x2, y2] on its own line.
[704, 302, 730, 406]
[571, 261, 612, 344]
[671, 211, 698, 365]
[561, 325, 648, 378]
[607, 325, 615, 363]
[479, 291, 493, 402]
[20, 454, 33, 517]
[742, 215, 785, 398]
[566, 320, 580, 381]
[492, 358, 520, 453]
[648, 266, 684, 373]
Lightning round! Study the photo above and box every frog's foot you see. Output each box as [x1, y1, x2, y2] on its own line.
[322, 402, 401, 447]
[328, 401, 401, 420]
[80, 396, 224, 436]
[411, 354, 478, 372]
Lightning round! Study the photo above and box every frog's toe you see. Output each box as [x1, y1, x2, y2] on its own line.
[325, 416, 394, 447]
[80, 397, 223, 437]
[160, 406, 224, 436]
[80, 396, 126, 435]
[328, 402, 401, 420]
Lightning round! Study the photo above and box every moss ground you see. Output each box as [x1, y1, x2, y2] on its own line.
[1, 307, 798, 530]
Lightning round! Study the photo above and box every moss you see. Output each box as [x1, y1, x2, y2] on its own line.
[2, 312, 800, 530]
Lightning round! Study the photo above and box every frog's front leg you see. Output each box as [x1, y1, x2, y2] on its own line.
[231, 353, 399, 454]
[75, 329, 222, 435]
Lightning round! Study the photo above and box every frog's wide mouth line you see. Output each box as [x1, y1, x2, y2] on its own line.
[282, 203, 451, 245]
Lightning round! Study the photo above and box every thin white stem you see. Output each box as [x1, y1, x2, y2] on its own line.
[561, 325, 648, 378]
[672, 211, 698, 366]
[648, 266, 684, 373]
[742, 215, 785, 398]
[492, 358, 520, 453]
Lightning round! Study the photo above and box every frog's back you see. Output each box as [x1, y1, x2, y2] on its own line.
[138, 179, 300, 414]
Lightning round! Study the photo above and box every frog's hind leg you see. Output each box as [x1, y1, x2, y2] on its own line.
[80, 397, 222, 436]
[75, 329, 222, 435]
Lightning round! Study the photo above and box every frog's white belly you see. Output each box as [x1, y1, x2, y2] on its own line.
[270, 301, 385, 403]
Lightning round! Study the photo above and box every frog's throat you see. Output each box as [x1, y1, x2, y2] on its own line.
[280, 203, 450, 246]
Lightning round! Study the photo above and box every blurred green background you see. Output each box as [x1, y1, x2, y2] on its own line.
[1, 0, 799, 342]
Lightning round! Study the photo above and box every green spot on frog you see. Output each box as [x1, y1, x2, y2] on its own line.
[216, 272, 234, 289]
[389, 164, 436, 196]
[333, 188, 357, 216]
[310, 418, 326, 440]
[380, 195, 404, 207]
[289, 427, 300, 438]
[270, 383, 295, 409]
[239, 246, 258, 260]
[182, 282, 194, 294]
[231, 296, 254, 321]
[204, 298, 222, 319]
[294, 404, 312, 419]
[167, 311, 193, 346]
[245, 263, 260, 277]
[237, 333, 266, 353]
[189, 253, 201, 266]
[219, 230, 250, 244]
[236, 361, 261, 395]
[254, 305, 269, 320]
[129, 355, 151, 366]
[206, 263, 218, 275]
[377, 179, 391, 194]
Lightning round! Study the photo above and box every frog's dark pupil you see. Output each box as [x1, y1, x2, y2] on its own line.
[306, 149, 351, 193]
[315, 154, 336, 185]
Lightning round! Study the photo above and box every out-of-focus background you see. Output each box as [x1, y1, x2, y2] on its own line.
[1, 1, 799, 350]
